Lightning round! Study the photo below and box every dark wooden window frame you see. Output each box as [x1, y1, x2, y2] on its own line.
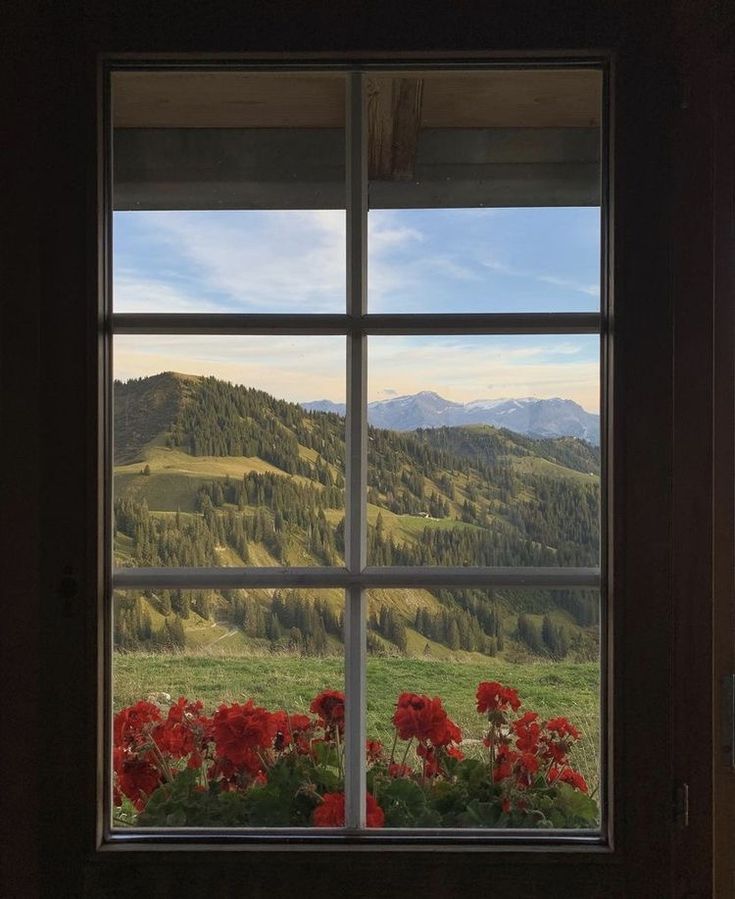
[5, 3, 718, 896]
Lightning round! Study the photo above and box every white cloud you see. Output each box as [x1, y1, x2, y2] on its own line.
[113, 272, 227, 313]
[536, 274, 600, 297]
[481, 257, 518, 275]
[122, 211, 347, 313]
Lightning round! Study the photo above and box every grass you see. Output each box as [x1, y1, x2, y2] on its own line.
[113, 651, 601, 790]
[511, 455, 598, 482]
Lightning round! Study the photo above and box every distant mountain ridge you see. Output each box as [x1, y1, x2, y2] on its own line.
[302, 392, 599, 444]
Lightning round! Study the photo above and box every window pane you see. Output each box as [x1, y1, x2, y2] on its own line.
[112, 588, 346, 828]
[367, 69, 601, 313]
[366, 588, 601, 829]
[367, 335, 600, 567]
[113, 335, 345, 567]
[112, 72, 346, 312]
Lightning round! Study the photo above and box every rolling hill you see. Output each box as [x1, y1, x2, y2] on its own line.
[113, 372, 600, 662]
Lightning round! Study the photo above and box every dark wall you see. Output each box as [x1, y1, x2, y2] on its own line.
[1, 1, 725, 897]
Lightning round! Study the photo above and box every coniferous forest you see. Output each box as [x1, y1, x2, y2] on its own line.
[113, 372, 601, 661]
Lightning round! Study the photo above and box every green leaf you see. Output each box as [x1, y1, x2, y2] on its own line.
[459, 798, 502, 827]
[377, 778, 429, 827]
[551, 783, 599, 826]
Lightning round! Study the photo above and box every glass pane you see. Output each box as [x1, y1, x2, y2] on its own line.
[112, 72, 346, 312]
[367, 334, 600, 566]
[113, 335, 345, 567]
[366, 588, 601, 829]
[367, 69, 601, 313]
[112, 588, 346, 828]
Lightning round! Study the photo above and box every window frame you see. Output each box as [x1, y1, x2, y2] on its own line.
[102, 56, 611, 849]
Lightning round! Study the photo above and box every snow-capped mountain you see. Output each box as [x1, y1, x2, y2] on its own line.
[302, 392, 599, 444]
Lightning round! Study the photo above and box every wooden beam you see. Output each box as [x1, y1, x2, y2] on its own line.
[367, 77, 423, 180]
[113, 126, 599, 209]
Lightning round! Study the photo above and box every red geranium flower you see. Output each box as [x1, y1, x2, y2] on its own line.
[114, 700, 162, 749]
[514, 751, 540, 789]
[436, 716, 462, 747]
[548, 766, 589, 793]
[289, 713, 314, 733]
[153, 697, 206, 759]
[388, 763, 413, 778]
[547, 717, 581, 740]
[416, 743, 440, 777]
[512, 711, 541, 753]
[312, 792, 385, 828]
[476, 682, 521, 715]
[212, 700, 277, 767]
[445, 746, 465, 761]
[392, 693, 449, 745]
[493, 744, 519, 783]
[310, 690, 345, 734]
[540, 717, 582, 765]
[114, 748, 163, 811]
[366, 739, 384, 762]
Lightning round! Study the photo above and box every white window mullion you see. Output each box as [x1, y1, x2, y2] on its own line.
[344, 71, 368, 832]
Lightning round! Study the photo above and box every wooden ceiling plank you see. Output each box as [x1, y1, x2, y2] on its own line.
[112, 69, 600, 130]
[112, 72, 345, 129]
[420, 70, 601, 128]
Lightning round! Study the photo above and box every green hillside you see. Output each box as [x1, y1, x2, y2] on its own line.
[113, 372, 600, 662]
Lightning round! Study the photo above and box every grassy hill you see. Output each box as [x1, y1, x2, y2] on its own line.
[113, 372, 600, 663]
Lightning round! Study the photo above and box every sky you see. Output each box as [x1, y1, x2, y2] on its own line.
[113, 207, 601, 411]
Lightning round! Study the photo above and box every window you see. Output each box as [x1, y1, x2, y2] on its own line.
[107, 64, 606, 840]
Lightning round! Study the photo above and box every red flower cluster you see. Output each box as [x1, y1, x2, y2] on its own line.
[114, 749, 162, 811]
[366, 740, 384, 763]
[154, 698, 208, 766]
[112, 682, 592, 828]
[309, 690, 345, 735]
[113, 701, 168, 809]
[391, 692, 463, 779]
[392, 693, 462, 748]
[474, 683, 589, 801]
[476, 682, 521, 715]
[540, 716, 581, 765]
[512, 711, 541, 753]
[548, 766, 589, 793]
[213, 699, 278, 768]
[114, 700, 162, 749]
[312, 792, 384, 828]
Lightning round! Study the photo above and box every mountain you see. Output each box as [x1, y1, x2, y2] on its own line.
[301, 399, 347, 416]
[302, 392, 599, 444]
[113, 372, 600, 660]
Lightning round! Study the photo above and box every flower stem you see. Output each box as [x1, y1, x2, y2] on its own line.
[399, 738, 413, 770]
[334, 727, 344, 779]
[389, 729, 398, 765]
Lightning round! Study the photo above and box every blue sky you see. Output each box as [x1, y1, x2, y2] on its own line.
[113, 207, 600, 410]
